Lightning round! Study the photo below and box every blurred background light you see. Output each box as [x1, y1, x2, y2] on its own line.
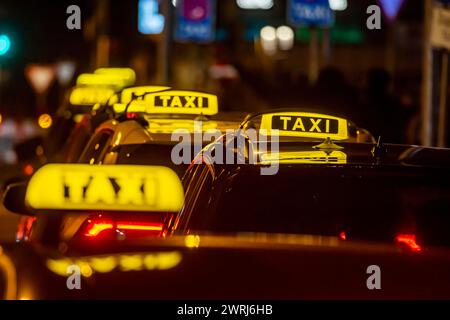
[38, 114, 52, 129]
[260, 26, 277, 55]
[55, 61, 76, 87]
[276, 25, 294, 50]
[329, 0, 348, 11]
[237, 0, 274, 9]
[260, 26, 276, 42]
[0, 34, 11, 56]
[379, 0, 405, 21]
[138, 0, 165, 34]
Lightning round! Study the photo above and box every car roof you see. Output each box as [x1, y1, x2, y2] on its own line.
[95, 112, 246, 146]
[198, 140, 450, 174]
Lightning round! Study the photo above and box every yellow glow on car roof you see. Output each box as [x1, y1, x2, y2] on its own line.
[259, 150, 348, 165]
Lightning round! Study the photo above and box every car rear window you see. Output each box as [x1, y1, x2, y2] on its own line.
[193, 166, 450, 246]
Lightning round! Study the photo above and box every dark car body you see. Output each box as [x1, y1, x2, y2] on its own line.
[1, 234, 450, 300]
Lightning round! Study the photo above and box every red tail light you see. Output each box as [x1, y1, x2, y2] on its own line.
[126, 112, 139, 119]
[23, 164, 34, 176]
[83, 218, 115, 237]
[16, 216, 37, 241]
[78, 213, 173, 240]
[396, 234, 422, 252]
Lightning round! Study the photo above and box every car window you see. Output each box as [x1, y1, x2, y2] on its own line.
[78, 130, 113, 164]
[177, 164, 213, 231]
[185, 166, 450, 246]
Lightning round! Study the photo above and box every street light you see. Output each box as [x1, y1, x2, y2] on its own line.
[329, 0, 348, 11]
[260, 26, 277, 55]
[276, 26, 294, 51]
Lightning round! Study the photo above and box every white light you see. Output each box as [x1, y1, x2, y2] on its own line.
[237, 0, 274, 10]
[260, 26, 277, 55]
[260, 26, 276, 42]
[25, 65, 56, 95]
[172, 0, 177, 7]
[329, 0, 347, 11]
[276, 26, 294, 50]
[56, 61, 76, 86]
[276, 26, 294, 41]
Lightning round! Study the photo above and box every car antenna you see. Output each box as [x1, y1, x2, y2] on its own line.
[117, 92, 148, 126]
[194, 112, 209, 122]
[371, 136, 386, 158]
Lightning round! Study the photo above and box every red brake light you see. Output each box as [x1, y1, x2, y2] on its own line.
[116, 221, 164, 232]
[84, 218, 114, 237]
[16, 216, 37, 241]
[126, 112, 139, 119]
[78, 213, 173, 240]
[396, 234, 422, 252]
[23, 164, 34, 176]
[339, 231, 346, 240]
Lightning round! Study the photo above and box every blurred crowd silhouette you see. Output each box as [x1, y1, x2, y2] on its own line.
[218, 65, 421, 145]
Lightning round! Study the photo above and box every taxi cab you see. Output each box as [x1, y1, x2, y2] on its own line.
[173, 110, 450, 250]
[2, 137, 450, 299]
[20, 69, 138, 167]
[2, 110, 450, 299]
[6, 70, 135, 194]
[7, 90, 247, 246]
[12, 76, 172, 242]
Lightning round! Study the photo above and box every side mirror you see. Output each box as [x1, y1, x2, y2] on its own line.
[2, 182, 34, 216]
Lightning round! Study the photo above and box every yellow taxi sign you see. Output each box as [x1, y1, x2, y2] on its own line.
[25, 164, 184, 213]
[69, 86, 116, 106]
[260, 112, 349, 140]
[76, 73, 132, 89]
[127, 91, 219, 116]
[260, 150, 347, 164]
[94, 68, 136, 86]
[120, 86, 171, 104]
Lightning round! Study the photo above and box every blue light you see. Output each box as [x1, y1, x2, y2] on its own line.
[379, 0, 405, 21]
[138, 0, 165, 34]
[0, 34, 11, 56]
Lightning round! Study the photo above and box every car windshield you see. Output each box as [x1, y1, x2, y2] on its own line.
[195, 166, 450, 246]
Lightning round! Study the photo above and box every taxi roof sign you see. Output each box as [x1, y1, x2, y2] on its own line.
[76, 73, 133, 89]
[25, 164, 184, 213]
[94, 68, 137, 86]
[119, 86, 171, 104]
[69, 86, 116, 106]
[126, 90, 219, 116]
[259, 112, 349, 140]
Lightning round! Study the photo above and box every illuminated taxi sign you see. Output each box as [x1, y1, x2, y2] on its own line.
[76, 73, 131, 89]
[128, 91, 219, 116]
[120, 86, 171, 104]
[94, 68, 136, 86]
[260, 150, 347, 164]
[69, 86, 116, 106]
[260, 112, 349, 140]
[25, 164, 184, 212]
